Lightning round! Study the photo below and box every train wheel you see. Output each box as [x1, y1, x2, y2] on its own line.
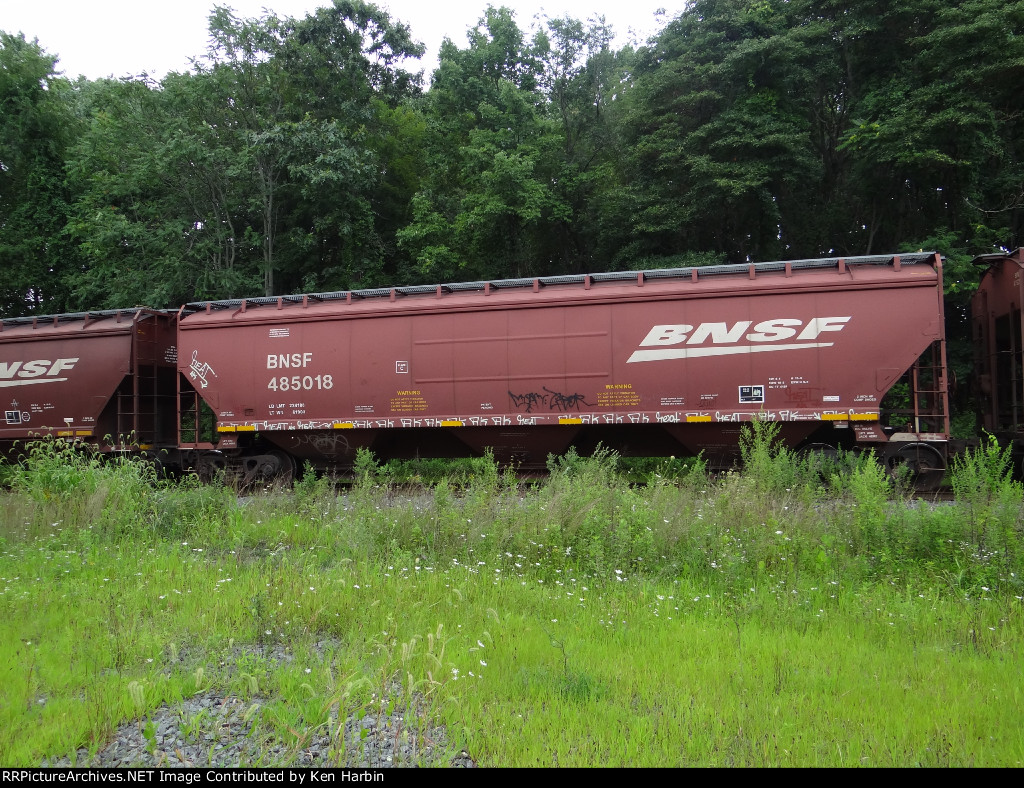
[270, 451, 297, 485]
[196, 454, 226, 484]
[242, 451, 296, 487]
[887, 443, 946, 492]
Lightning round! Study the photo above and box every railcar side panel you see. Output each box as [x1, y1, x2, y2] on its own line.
[179, 254, 949, 470]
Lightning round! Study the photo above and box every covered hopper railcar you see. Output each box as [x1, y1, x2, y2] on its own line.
[971, 247, 1024, 469]
[176, 252, 951, 488]
[0, 253, 952, 488]
[0, 309, 181, 457]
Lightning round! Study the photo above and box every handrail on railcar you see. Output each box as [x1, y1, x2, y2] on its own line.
[178, 252, 939, 315]
[178, 252, 939, 314]
[0, 307, 176, 331]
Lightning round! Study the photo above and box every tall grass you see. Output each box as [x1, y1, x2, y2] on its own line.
[0, 431, 1022, 766]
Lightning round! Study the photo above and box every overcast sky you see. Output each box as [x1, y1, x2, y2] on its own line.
[3, 1, 679, 83]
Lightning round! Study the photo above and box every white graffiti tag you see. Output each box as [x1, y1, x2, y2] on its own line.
[189, 350, 217, 389]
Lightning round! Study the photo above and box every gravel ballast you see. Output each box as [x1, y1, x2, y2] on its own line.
[41, 642, 477, 769]
[43, 689, 476, 768]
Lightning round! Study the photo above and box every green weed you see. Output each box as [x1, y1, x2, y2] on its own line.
[0, 438, 1023, 766]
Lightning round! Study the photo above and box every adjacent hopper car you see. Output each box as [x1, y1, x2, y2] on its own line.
[0, 249, 992, 491]
[972, 247, 1024, 463]
[0, 308, 179, 453]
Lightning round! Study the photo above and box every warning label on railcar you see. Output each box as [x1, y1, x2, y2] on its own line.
[391, 390, 428, 413]
[597, 384, 640, 408]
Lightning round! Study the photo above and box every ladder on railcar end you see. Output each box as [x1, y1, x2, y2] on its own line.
[992, 307, 1024, 433]
[116, 311, 159, 449]
[884, 340, 951, 437]
[911, 340, 951, 436]
[176, 376, 217, 449]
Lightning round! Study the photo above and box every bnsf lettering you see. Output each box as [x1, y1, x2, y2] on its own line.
[0, 358, 79, 379]
[638, 318, 850, 347]
[267, 353, 313, 369]
[628, 318, 852, 363]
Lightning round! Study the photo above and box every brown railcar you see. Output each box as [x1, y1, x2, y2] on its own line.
[0, 253, 952, 488]
[177, 252, 951, 488]
[0, 309, 179, 455]
[971, 248, 1024, 465]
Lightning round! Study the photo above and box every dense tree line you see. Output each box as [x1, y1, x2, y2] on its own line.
[2, 0, 1023, 318]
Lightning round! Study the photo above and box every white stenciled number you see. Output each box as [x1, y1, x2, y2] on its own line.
[268, 374, 334, 391]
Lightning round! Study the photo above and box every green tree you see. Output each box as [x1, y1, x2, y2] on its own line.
[271, 0, 426, 291]
[618, 0, 821, 264]
[196, 1, 425, 295]
[399, 6, 624, 281]
[535, 16, 628, 272]
[398, 6, 548, 281]
[0, 33, 81, 315]
[64, 0, 426, 306]
[65, 74, 261, 309]
[612, 0, 1024, 267]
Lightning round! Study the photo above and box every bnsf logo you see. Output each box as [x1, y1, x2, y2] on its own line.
[0, 358, 79, 387]
[627, 318, 850, 363]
